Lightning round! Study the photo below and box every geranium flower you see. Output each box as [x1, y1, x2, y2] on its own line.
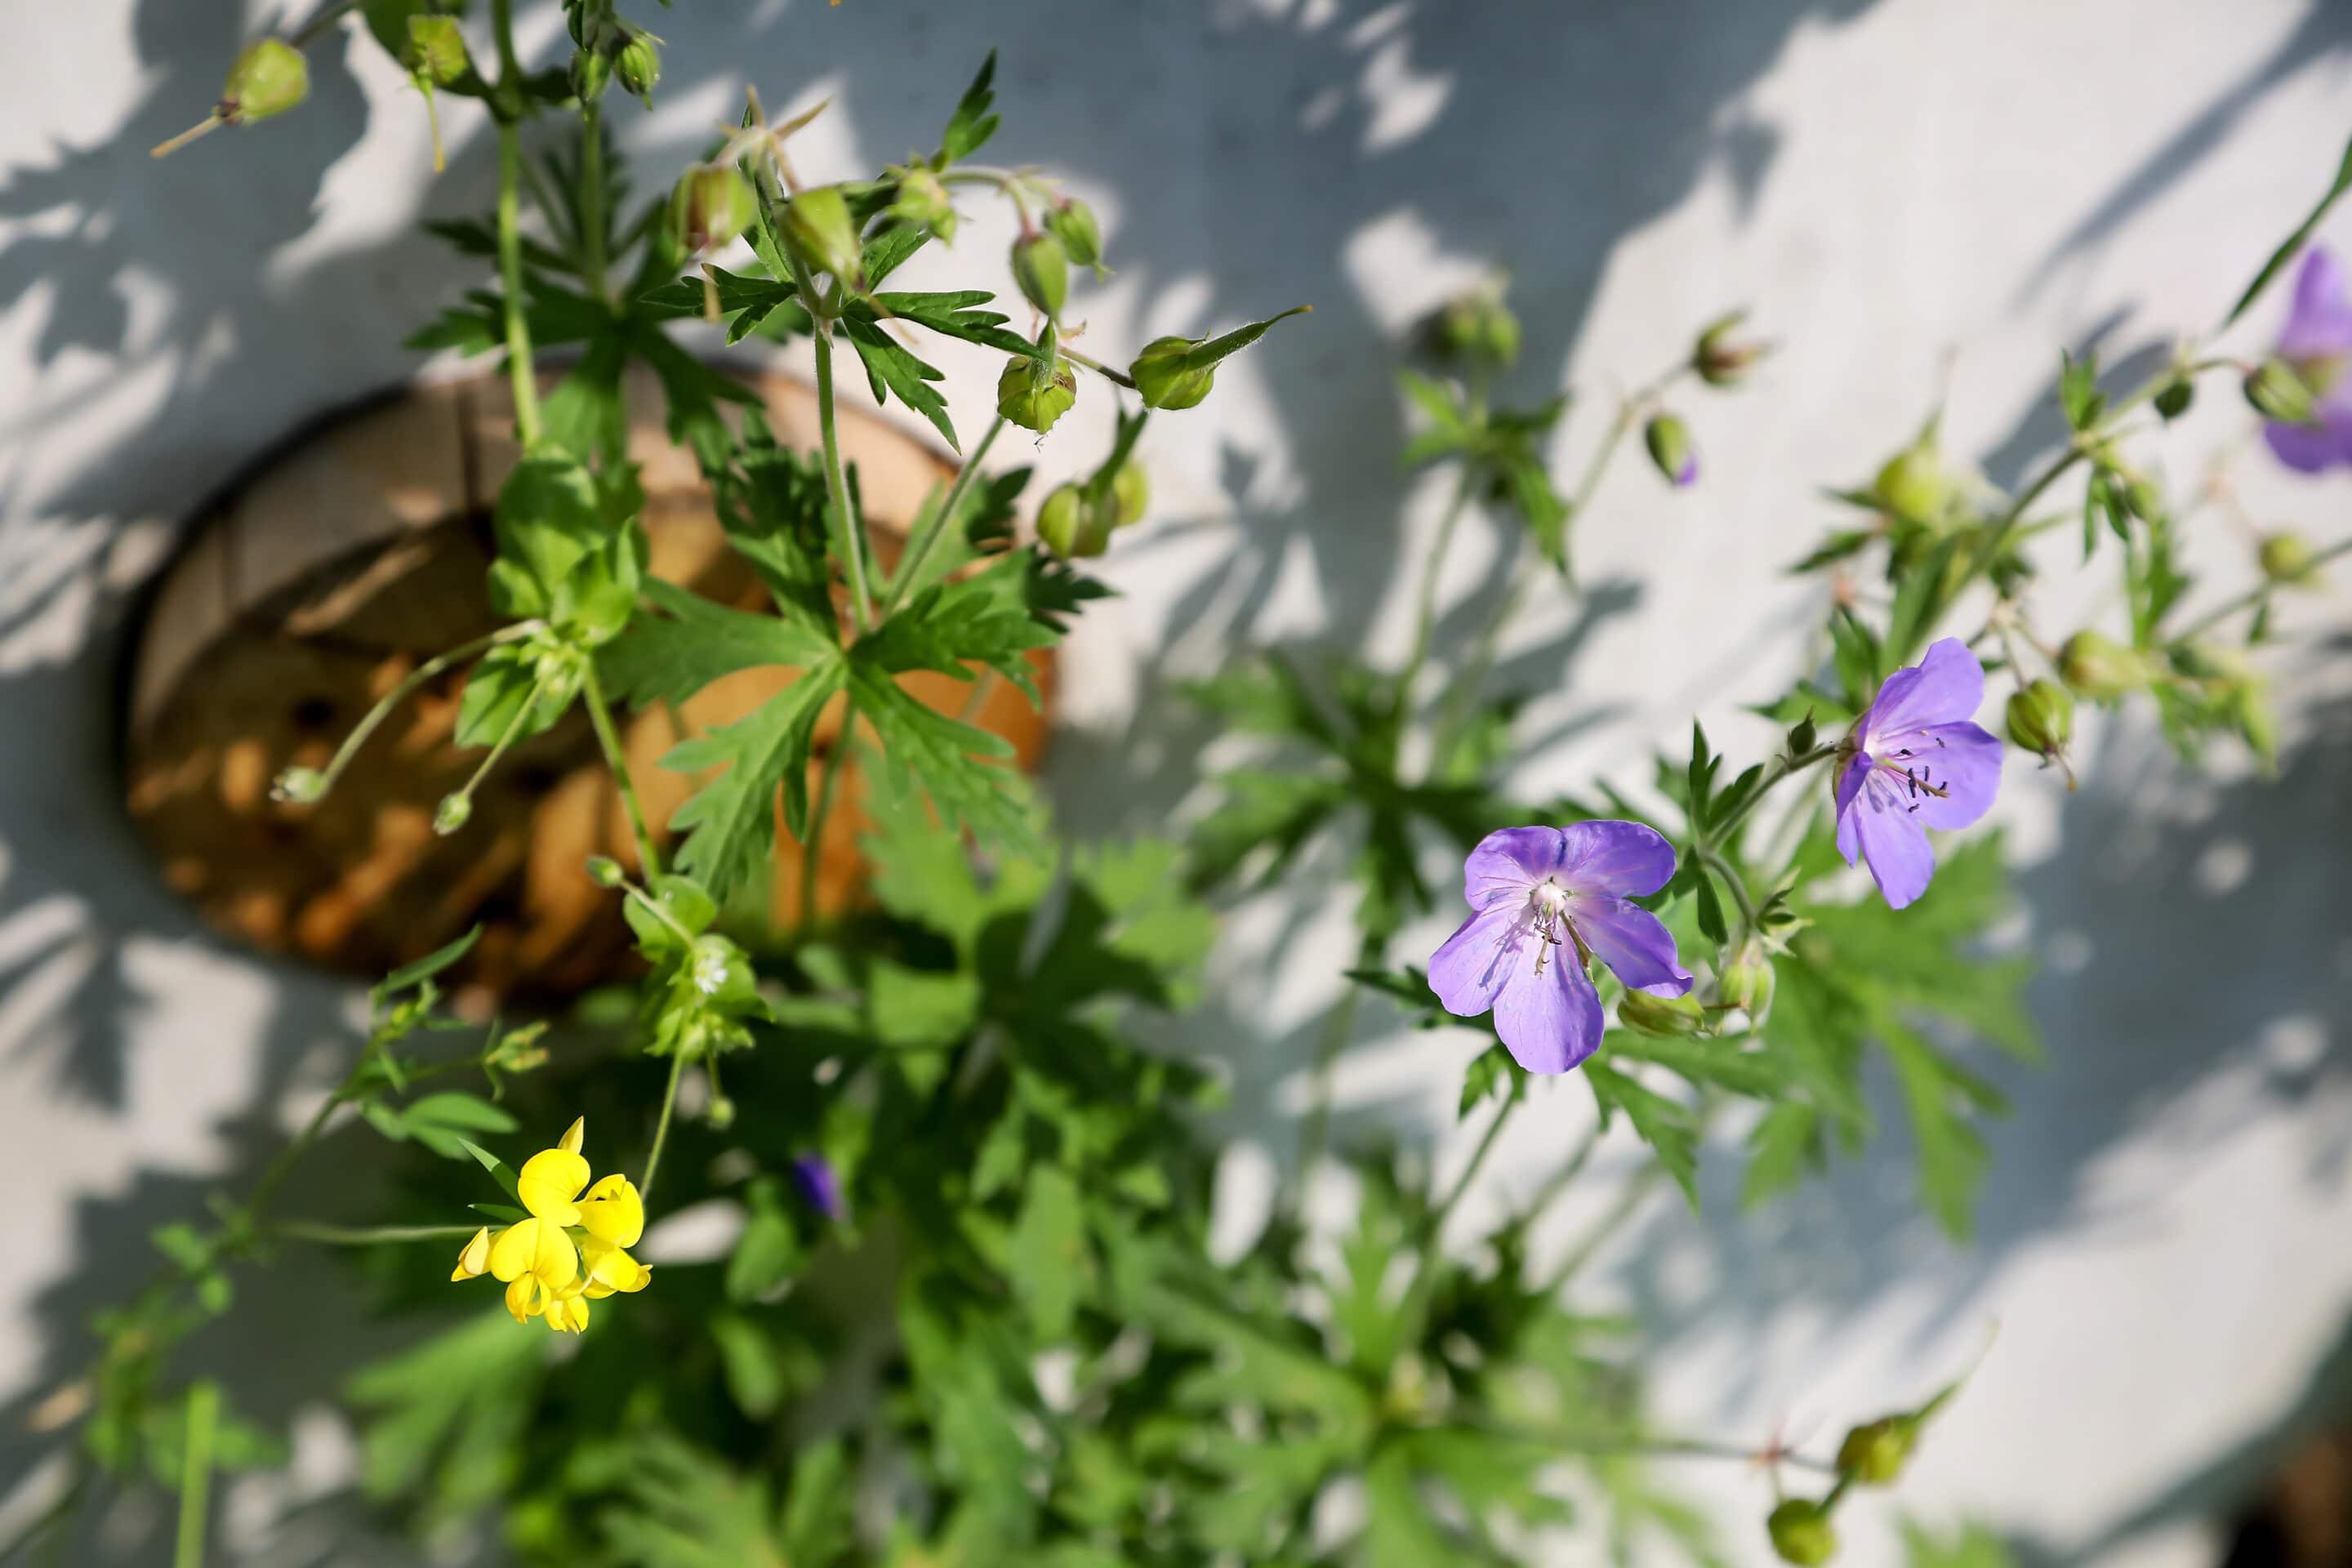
[2261, 247, 2352, 474]
[1833, 638, 2002, 910]
[791, 1154, 846, 1222]
[449, 1116, 652, 1333]
[1428, 822, 1693, 1075]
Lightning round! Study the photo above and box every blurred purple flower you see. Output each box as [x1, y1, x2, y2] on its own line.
[2263, 247, 2352, 474]
[1833, 638, 2002, 910]
[790, 1154, 845, 1222]
[1428, 822, 1693, 1075]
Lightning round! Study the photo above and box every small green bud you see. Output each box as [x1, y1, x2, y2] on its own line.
[2244, 358, 2318, 425]
[1436, 289, 1520, 367]
[1719, 945, 1775, 1015]
[1036, 482, 1111, 559]
[222, 38, 309, 124]
[670, 165, 755, 256]
[1644, 413, 1697, 488]
[997, 350, 1078, 433]
[1110, 461, 1149, 528]
[433, 792, 473, 836]
[1873, 425, 1949, 522]
[2154, 376, 2194, 420]
[783, 185, 863, 283]
[1694, 309, 1769, 387]
[1616, 989, 1706, 1038]
[2058, 630, 2145, 702]
[586, 855, 626, 888]
[1836, 1416, 1916, 1485]
[2122, 473, 2162, 521]
[615, 31, 660, 100]
[270, 765, 327, 805]
[1766, 1499, 1838, 1566]
[707, 1095, 737, 1131]
[1786, 712, 1819, 757]
[891, 167, 956, 243]
[2006, 678, 2074, 759]
[572, 43, 612, 101]
[1131, 335, 1214, 410]
[405, 16, 468, 85]
[2259, 530, 2322, 585]
[1044, 198, 1106, 274]
[1011, 230, 1070, 320]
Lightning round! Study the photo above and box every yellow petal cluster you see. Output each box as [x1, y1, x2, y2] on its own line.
[449, 1116, 652, 1333]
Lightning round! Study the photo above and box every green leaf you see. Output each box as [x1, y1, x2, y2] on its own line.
[1900, 1519, 2017, 1568]
[1741, 1100, 1821, 1210]
[938, 50, 1000, 164]
[1009, 1165, 1088, 1341]
[599, 578, 839, 710]
[1178, 305, 1312, 373]
[842, 315, 960, 451]
[455, 1137, 523, 1204]
[863, 289, 1041, 359]
[1458, 1041, 1529, 1118]
[376, 925, 483, 997]
[2056, 348, 2105, 431]
[2225, 126, 2352, 327]
[1586, 1062, 1699, 1207]
[862, 552, 1062, 701]
[725, 1185, 801, 1303]
[662, 664, 848, 897]
[345, 1311, 545, 1512]
[391, 1093, 519, 1159]
[851, 668, 1037, 856]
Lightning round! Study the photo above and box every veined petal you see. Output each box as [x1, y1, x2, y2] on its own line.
[1833, 755, 1869, 869]
[450, 1226, 491, 1282]
[1852, 775, 1936, 909]
[557, 1116, 586, 1156]
[1569, 895, 1692, 998]
[1490, 953, 1604, 1076]
[516, 1147, 590, 1224]
[1557, 819, 1678, 898]
[2264, 417, 2345, 473]
[1428, 901, 1534, 1018]
[1905, 721, 2001, 829]
[1461, 826, 1567, 910]
[576, 1174, 644, 1247]
[1864, 639, 1984, 742]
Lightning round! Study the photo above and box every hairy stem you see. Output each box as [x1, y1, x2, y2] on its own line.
[301, 625, 533, 800]
[2175, 537, 2352, 641]
[812, 327, 875, 632]
[172, 1382, 216, 1568]
[583, 664, 662, 878]
[270, 1221, 484, 1245]
[579, 100, 609, 302]
[883, 414, 1005, 616]
[495, 122, 544, 448]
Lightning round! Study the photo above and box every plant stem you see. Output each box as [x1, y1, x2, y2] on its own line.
[579, 100, 609, 303]
[799, 696, 857, 929]
[495, 122, 544, 448]
[583, 664, 662, 878]
[172, 1381, 216, 1568]
[1397, 1094, 1518, 1317]
[270, 1221, 485, 1245]
[639, 1049, 689, 1202]
[299, 626, 532, 801]
[1462, 1417, 1840, 1477]
[811, 327, 875, 633]
[288, 0, 363, 48]
[1397, 470, 1477, 701]
[2174, 537, 2352, 641]
[882, 415, 1005, 616]
[1061, 345, 1138, 390]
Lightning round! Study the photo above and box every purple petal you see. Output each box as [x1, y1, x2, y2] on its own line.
[2278, 247, 2352, 360]
[791, 1155, 846, 1222]
[2263, 412, 2352, 474]
[1674, 456, 1699, 487]
[1491, 956, 1605, 1075]
[1864, 638, 1984, 742]
[1460, 826, 1564, 911]
[1833, 757, 1868, 870]
[1569, 895, 1693, 998]
[1904, 721, 2001, 829]
[1851, 774, 1936, 909]
[1429, 902, 1531, 1017]
[1556, 819, 1679, 898]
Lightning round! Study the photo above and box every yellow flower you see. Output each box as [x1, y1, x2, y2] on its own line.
[448, 1116, 653, 1330]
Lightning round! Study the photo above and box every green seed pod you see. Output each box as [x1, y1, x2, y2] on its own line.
[2244, 358, 2317, 425]
[783, 185, 862, 282]
[433, 792, 473, 836]
[1693, 308, 1769, 387]
[670, 165, 756, 256]
[1045, 198, 1105, 274]
[222, 38, 309, 124]
[1616, 989, 1706, 1038]
[572, 41, 612, 101]
[1718, 945, 1775, 1016]
[1437, 290, 1520, 368]
[1873, 425, 1949, 523]
[1011, 230, 1070, 320]
[891, 167, 956, 243]
[2006, 678, 2074, 758]
[1110, 461, 1149, 528]
[615, 30, 660, 101]
[1643, 413, 1697, 488]
[2122, 472, 2163, 521]
[1036, 483, 1113, 559]
[2154, 376, 2194, 421]
[1766, 1499, 1838, 1566]
[1130, 336, 1215, 411]
[586, 855, 626, 888]
[998, 351, 1078, 434]
[1836, 1416, 1916, 1485]
[270, 765, 327, 804]
[1787, 712, 1819, 757]
[2259, 530, 2321, 585]
[405, 16, 467, 85]
[2058, 630, 2145, 702]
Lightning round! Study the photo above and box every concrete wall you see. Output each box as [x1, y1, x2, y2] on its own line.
[4, 1, 2352, 1561]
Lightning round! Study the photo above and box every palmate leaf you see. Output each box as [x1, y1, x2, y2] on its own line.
[850, 667, 1038, 855]
[598, 578, 839, 709]
[842, 314, 960, 451]
[345, 1311, 546, 1517]
[662, 664, 847, 896]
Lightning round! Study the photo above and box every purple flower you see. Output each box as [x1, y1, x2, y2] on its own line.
[790, 1154, 845, 1222]
[2263, 247, 2352, 474]
[1833, 638, 2002, 910]
[1428, 822, 1694, 1075]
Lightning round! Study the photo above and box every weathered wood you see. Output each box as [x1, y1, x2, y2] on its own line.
[124, 364, 1051, 1000]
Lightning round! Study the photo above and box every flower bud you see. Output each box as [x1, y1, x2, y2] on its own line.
[1044, 198, 1105, 274]
[997, 350, 1077, 433]
[1719, 946, 1775, 1015]
[1873, 425, 1949, 522]
[782, 185, 862, 283]
[2005, 678, 2074, 759]
[1011, 230, 1069, 320]
[586, 855, 626, 888]
[1767, 1499, 1838, 1566]
[707, 1094, 737, 1131]
[615, 30, 660, 101]
[1436, 290, 1520, 367]
[270, 765, 327, 804]
[1616, 989, 1706, 1038]
[670, 165, 755, 256]
[2058, 630, 2145, 702]
[572, 43, 611, 101]
[1130, 336, 1215, 411]
[2259, 530, 2321, 585]
[1036, 482, 1111, 559]
[1836, 1416, 1916, 1484]
[406, 16, 468, 86]
[1110, 461, 1149, 528]
[1644, 413, 1697, 488]
[2121, 472, 2162, 522]
[1693, 309, 1769, 387]
[2154, 376, 2194, 421]
[891, 167, 956, 243]
[433, 792, 473, 836]
[2244, 358, 2318, 425]
[222, 38, 309, 124]
[1786, 712, 1819, 757]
